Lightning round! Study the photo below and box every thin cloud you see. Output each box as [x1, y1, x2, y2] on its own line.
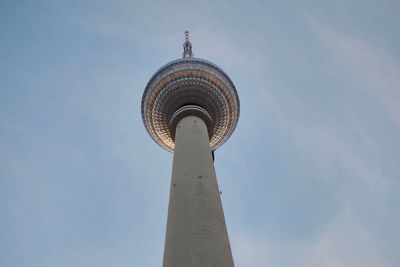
[305, 210, 389, 267]
[318, 28, 400, 130]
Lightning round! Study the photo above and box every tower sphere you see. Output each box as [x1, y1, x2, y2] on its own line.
[141, 37, 240, 152]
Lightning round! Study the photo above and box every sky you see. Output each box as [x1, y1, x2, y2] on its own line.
[1, 0, 399, 266]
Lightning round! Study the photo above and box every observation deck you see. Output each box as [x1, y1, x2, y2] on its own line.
[141, 35, 240, 152]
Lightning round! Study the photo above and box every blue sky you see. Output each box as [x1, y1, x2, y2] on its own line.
[1, 1, 399, 266]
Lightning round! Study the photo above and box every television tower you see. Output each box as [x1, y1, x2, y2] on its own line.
[141, 31, 240, 267]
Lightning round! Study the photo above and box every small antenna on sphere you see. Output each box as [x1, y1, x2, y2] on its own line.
[185, 31, 190, 42]
[183, 30, 194, 58]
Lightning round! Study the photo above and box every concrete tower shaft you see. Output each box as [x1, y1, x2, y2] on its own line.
[163, 115, 234, 266]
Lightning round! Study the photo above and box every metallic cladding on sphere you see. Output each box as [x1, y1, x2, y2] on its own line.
[141, 58, 240, 152]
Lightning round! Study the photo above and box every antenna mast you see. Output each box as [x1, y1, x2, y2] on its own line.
[182, 30, 194, 58]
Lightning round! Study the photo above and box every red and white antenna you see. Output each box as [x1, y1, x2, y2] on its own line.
[185, 31, 190, 42]
[183, 30, 194, 58]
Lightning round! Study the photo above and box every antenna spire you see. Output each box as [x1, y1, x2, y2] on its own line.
[183, 30, 193, 58]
